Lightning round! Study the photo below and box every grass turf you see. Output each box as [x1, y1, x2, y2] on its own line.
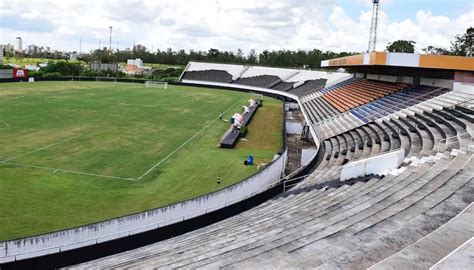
[0, 81, 283, 240]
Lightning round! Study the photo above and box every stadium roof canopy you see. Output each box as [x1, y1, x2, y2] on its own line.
[321, 52, 474, 79]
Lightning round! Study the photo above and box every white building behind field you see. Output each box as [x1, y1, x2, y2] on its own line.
[127, 58, 143, 68]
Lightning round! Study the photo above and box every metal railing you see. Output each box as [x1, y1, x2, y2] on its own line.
[267, 173, 313, 192]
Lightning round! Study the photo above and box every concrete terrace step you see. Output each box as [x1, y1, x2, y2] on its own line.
[236, 157, 473, 270]
[307, 170, 474, 270]
[369, 202, 474, 270]
[431, 237, 474, 270]
[211, 156, 460, 267]
[189, 158, 450, 268]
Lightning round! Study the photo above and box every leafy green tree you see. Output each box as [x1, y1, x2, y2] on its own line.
[248, 49, 258, 64]
[451, 27, 473, 56]
[386, 40, 416, 53]
[39, 61, 81, 76]
[422, 46, 450, 55]
[0, 64, 14, 69]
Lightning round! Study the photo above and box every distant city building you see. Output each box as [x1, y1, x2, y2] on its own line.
[0, 43, 14, 64]
[5, 44, 14, 52]
[27, 44, 39, 55]
[16, 37, 22, 51]
[133, 44, 146, 52]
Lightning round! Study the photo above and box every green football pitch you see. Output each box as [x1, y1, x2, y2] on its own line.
[0, 81, 283, 240]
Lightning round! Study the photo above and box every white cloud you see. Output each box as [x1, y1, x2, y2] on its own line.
[0, 0, 471, 54]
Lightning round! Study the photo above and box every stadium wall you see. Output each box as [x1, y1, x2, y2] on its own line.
[453, 71, 474, 93]
[340, 148, 405, 181]
[0, 147, 288, 263]
[0, 69, 28, 79]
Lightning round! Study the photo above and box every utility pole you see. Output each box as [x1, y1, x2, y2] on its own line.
[109, 26, 113, 55]
[367, 0, 380, 52]
[79, 38, 82, 80]
[98, 40, 101, 80]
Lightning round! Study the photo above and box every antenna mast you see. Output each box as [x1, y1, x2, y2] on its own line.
[367, 0, 380, 52]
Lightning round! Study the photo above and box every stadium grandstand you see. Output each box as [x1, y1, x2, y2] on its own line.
[1, 8, 473, 270]
[1, 51, 472, 269]
[33, 52, 469, 269]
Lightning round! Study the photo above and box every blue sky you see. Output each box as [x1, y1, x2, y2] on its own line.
[0, 0, 472, 53]
[342, 0, 473, 21]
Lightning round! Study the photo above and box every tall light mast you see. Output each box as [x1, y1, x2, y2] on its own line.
[367, 0, 380, 52]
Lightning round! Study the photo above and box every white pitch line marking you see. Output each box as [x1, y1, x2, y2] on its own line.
[0, 95, 25, 103]
[0, 120, 10, 127]
[0, 161, 136, 181]
[0, 94, 250, 181]
[136, 96, 248, 180]
[2, 134, 85, 162]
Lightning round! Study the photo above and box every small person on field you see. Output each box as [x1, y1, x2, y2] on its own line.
[219, 113, 223, 120]
[217, 176, 221, 184]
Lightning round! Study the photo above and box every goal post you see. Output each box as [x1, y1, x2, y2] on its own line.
[145, 81, 168, 89]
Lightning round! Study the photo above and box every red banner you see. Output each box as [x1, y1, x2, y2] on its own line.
[13, 68, 28, 78]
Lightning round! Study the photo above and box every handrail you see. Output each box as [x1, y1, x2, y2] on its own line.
[266, 146, 320, 189]
[267, 173, 310, 189]
[440, 132, 470, 143]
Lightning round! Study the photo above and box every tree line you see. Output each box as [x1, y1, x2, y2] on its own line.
[80, 47, 355, 70]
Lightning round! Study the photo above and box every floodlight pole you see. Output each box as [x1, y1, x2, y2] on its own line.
[367, 0, 380, 52]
